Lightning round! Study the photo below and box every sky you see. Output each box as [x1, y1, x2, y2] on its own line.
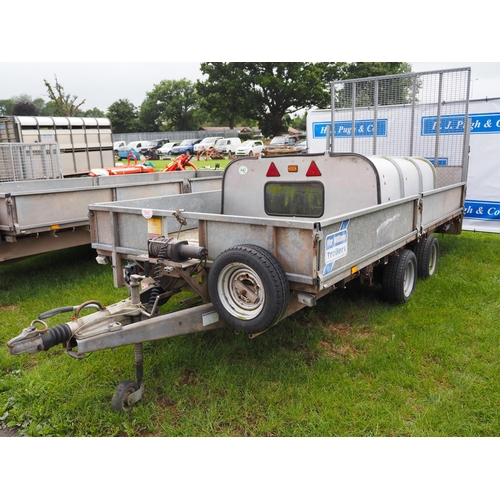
[2, 1, 497, 113]
[1, 61, 499, 114]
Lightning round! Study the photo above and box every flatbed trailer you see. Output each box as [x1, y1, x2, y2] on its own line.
[0, 170, 222, 263]
[6, 68, 471, 412]
[7, 151, 466, 411]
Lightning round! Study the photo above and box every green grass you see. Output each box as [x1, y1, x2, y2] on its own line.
[1, 231, 500, 436]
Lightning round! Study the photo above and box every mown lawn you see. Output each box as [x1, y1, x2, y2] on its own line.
[1, 230, 499, 437]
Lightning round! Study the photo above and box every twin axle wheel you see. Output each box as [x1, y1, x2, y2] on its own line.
[382, 236, 440, 304]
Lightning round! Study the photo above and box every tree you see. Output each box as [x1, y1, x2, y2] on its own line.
[12, 100, 38, 116]
[44, 75, 86, 116]
[9, 94, 40, 115]
[143, 79, 201, 131]
[138, 97, 161, 132]
[290, 112, 307, 131]
[197, 63, 253, 129]
[198, 63, 348, 137]
[80, 107, 106, 118]
[197, 62, 412, 137]
[250, 63, 352, 137]
[0, 99, 15, 115]
[345, 62, 412, 80]
[106, 99, 139, 133]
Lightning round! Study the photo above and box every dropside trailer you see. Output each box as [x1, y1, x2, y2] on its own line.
[8, 152, 465, 411]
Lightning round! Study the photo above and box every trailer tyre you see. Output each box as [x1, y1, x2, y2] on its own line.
[382, 249, 417, 304]
[111, 380, 139, 413]
[208, 245, 289, 334]
[415, 235, 439, 279]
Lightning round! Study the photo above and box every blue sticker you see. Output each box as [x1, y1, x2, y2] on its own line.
[323, 220, 349, 275]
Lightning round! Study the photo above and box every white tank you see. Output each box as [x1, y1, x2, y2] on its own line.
[367, 156, 436, 203]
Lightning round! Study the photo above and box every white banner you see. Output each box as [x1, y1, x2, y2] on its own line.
[306, 97, 500, 233]
[462, 98, 500, 233]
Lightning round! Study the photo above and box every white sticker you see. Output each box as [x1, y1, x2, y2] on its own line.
[142, 208, 153, 219]
[238, 165, 248, 175]
[202, 311, 219, 326]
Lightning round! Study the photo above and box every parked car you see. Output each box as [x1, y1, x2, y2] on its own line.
[157, 142, 181, 157]
[117, 148, 140, 160]
[262, 135, 304, 155]
[296, 139, 307, 152]
[268, 135, 299, 147]
[140, 139, 169, 156]
[193, 136, 224, 154]
[215, 137, 242, 155]
[117, 141, 150, 160]
[171, 139, 203, 155]
[235, 140, 264, 156]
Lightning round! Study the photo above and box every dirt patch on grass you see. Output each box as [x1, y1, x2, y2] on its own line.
[317, 316, 373, 359]
[0, 424, 20, 437]
[0, 304, 19, 311]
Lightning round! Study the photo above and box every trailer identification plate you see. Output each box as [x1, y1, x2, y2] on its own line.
[202, 311, 219, 326]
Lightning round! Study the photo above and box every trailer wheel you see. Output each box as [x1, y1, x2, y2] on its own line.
[208, 245, 289, 334]
[382, 249, 417, 304]
[415, 235, 439, 279]
[111, 380, 139, 413]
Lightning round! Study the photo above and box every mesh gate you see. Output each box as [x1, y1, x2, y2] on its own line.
[0, 143, 63, 182]
[329, 67, 471, 188]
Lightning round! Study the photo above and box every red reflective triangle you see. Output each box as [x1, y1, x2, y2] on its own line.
[266, 162, 280, 177]
[306, 161, 321, 176]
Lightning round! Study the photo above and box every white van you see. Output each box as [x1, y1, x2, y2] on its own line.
[126, 141, 150, 151]
[113, 140, 126, 151]
[215, 137, 242, 155]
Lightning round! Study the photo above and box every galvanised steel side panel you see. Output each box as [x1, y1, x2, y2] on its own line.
[4, 181, 185, 234]
[0, 176, 96, 193]
[203, 220, 269, 261]
[317, 198, 418, 289]
[421, 183, 465, 231]
[190, 177, 223, 193]
[202, 220, 317, 281]
[113, 180, 183, 202]
[7, 189, 112, 233]
[90, 191, 223, 252]
[90, 209, 114, 248]
[275, 226, 318, 282]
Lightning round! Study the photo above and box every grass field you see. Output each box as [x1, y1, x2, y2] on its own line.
[1, 223, 500, 437]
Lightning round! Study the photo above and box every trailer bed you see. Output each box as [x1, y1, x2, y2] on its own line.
[89, 154, 465, 290]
